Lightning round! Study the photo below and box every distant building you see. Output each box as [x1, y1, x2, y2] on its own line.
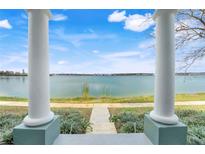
[22, 69, 25, 75]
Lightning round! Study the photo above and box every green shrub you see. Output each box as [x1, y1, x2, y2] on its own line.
[187, 126, 205, 145]
[110, 108, 205, 145]
[0, 108, 91, 144]
[183, 116, 205, 127]
[110, 112, 140, 123]
[2, 131, 13, 145]
[0, 113, 24, 144]
[176, 110, 199, 118]
[181, 111, 205, 145]
[110, 111, 144, 133]
[120, 121, 143, 133]
[60, 110, 91, 134]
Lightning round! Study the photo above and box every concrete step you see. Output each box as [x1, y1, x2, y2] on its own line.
[53, 133, 152, 145]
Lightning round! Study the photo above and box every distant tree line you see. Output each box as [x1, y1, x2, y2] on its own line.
[50, 73, 154, 76]
[0, 70, 27, 76]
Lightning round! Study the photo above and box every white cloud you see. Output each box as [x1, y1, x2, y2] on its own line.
[49, 47, 155, 73]
[0, 19, 12, 29]
[108, 10, 127, 22]
[58, 60, 67, 65]
[92, 50, 99, 54]
[52, 29, 116, 47]
[51, 61, 94, 73]
[52, 14, 68, 21]
[51, 57, 155, 74]
[0, 51, 28, 71]
[50, 45, 68, 52]
[138, 39, 154, 49]
[21, 13, 28, 20]
[108, 11, 155, 32]
[87, 28, 95, 33]
[49, 46, 205, 73]
[124, 13, 154, 32]
[21, 12, 68, 22]
[104, 58, 155, 73]
[4, 52, 27, 64]
[101, 51, 143, 60]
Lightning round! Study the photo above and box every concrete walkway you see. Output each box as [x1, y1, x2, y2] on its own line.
[0, 100, 205, 108]
[87, 104, 117, 134]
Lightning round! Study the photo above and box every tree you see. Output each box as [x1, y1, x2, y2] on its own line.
[175, 9, 205, 71]
[145, 10, 205, 71]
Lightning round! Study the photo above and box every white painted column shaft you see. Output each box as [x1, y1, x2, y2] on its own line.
[23, 10, 54, 126]
[150, 10, 179, 124]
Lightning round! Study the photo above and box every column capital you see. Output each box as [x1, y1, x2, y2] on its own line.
[26, 9, 52, 19]
[153, 9, 178, 21]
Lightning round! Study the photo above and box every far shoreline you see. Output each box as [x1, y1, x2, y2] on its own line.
[0, 72, 205, 77]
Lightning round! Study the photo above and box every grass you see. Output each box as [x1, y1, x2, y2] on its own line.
[82, 82, 90, 99]
[0, 92, 205, 103]
[0, 96, 27, 102]
[0, 106, 92, 145]
[109, 105, 205, 145]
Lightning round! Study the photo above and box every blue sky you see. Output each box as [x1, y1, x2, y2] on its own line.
[0, 9, 204, 73]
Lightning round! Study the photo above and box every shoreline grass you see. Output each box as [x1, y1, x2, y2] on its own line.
[0, 92, 205, 103]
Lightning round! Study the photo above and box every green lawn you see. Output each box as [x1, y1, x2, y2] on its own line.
[0, 106, 92, 145]
[109, 105, 205, 145]
[0, 92, 205, 103]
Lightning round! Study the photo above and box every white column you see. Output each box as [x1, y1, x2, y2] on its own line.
[23, 9, 54, 126]
[150, 10, 179, 124]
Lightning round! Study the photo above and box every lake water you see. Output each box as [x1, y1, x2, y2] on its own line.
[0, 75, 205, 98]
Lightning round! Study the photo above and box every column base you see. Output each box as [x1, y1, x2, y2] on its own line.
[150, 110, 178, 124]
[13, 115, 60, 145]
[23, 111, 54, 126]
[144, 114, 187, 145]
